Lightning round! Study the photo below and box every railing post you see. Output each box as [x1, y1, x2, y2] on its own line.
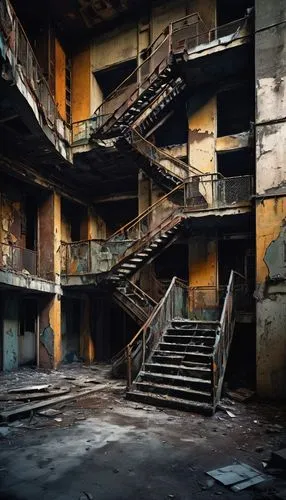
[126, 345, 132, 390]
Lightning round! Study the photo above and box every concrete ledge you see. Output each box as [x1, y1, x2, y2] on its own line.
[0, 269, 62, 295]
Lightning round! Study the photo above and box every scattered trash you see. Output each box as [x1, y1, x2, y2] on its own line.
[207, 462, 269, 492]
[54, 418, 62, 423]
[8, 384, 50, 393]
[217, 404, 236, 418]
[226, 388, 255, 402]
[37, 408, 62, 418]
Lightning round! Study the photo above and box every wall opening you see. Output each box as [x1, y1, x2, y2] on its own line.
[19, 297, 37, 366]
[217, 85, 253, 137]
[95, 58, 137, 99]
[217, 149, 253, 177]
[216, 0, 253, 26]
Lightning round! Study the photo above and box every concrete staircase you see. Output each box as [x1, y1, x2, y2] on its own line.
[127, 319, 219, 414]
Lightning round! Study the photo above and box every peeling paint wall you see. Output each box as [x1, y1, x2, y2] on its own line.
[255, 0, 286, 397]
[188, 95, 216, 173]
[2, 295, 19, 371]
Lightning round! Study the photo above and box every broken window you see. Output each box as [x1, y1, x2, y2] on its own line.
[217, 85, 253, 137]
[94, 59, 137, 99]
[216, 0, 254, 26]
[217, 149, 253, 177]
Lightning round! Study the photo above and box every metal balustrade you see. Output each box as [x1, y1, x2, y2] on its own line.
[0, 242, 37, 275]
[0, 0, 63, 128]
[61, 174, 253, 277]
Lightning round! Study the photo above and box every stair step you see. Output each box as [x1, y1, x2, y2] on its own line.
[167, 328, 216, 336]
[127, 390, 213, 415]
[171, 320, 218, 330]
[134, 381, 211, 403]
[144, 362, 211, 379]
[154, 349, 211, 361]
[121, 263, 137, 268]
[139, 371, 211, 390]
[163, 334, 213, 345]
[130, 258, 143, 262]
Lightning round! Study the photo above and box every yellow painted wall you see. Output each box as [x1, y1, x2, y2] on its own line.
[256, 198, 286, 284]
[55, 39, 66, 121]
[91, 26, 138, 71]
[72, 47, 91, 122]
[189, 237, 217, 286]
[88, 208, 107, 240]
[188, 96, 216, 173]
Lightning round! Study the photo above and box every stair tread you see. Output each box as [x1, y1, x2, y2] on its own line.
[145, 362, 211, 372]
[136, 381, 211, 397]
[127, 390, 213, 412]
[159, 342, 212, 351]
[154, 349, 211, 359]
[140, 371, 211, 384]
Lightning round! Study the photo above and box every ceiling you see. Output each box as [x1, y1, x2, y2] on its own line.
[10, 0, 154, 47]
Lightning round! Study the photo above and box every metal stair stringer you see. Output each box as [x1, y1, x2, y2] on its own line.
[113, 280, 157, 325]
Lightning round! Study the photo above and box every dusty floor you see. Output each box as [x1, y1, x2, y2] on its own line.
[0, 364, 286, 500]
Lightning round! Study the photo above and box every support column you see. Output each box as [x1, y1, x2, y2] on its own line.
[255, 0, 286, 397]
[38, 192, 62, 368]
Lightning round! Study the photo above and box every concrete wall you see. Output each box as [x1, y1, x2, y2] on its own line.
[2, 294, 19, 371]
[255, 0, 286, 398]
[188, 95, 216, 173]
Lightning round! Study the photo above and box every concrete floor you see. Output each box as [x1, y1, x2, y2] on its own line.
[0, 365, 286, 500]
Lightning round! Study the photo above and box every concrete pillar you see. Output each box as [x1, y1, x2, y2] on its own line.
[39, 294, 62, 369]
[38, 191, 62, 368]
[255, 0, 286, 398]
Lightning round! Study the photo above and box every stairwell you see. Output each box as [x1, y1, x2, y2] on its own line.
[121, 271, 239, 414]
[127, 319, 218, 414]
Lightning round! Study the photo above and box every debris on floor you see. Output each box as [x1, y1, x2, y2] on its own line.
[0, 364, 113, 422]
[270, 448, 286, 470]
[207, 462, 270, 492]
[226, 388, 255, 402]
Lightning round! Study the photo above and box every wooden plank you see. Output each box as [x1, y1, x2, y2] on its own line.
[0, 385, 106, 422]
[0, 387, 70, 402]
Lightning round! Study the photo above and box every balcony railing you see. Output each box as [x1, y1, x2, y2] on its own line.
[184, 174, 254, 210]
[174, 15, 252, 55]
[0, 0, 63, 129]
[0, 243, 37, 276]
[61, 174, 253, 277]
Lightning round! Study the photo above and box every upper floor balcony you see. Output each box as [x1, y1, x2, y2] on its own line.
[72, 11, 253, 144]
[0, 0, 71, 161]
[61, 173, 253, 281]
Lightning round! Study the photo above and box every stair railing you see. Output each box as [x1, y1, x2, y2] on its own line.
[212, 270, 246, 408]
[127, 128, 202, 178]
[124, 276, 188, 388]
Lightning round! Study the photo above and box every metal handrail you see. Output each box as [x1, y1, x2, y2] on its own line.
[125, 276, 188, 388]
[212, 270, 246, 407]
[128, 128, 202, 177]
[0, 0, 63, 128]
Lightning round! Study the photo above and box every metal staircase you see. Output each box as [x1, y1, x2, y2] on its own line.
[116, 271, 242, 414]
[113, 280, 157, 325]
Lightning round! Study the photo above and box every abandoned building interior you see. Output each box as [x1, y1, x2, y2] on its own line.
[0, 0, 285, 415]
